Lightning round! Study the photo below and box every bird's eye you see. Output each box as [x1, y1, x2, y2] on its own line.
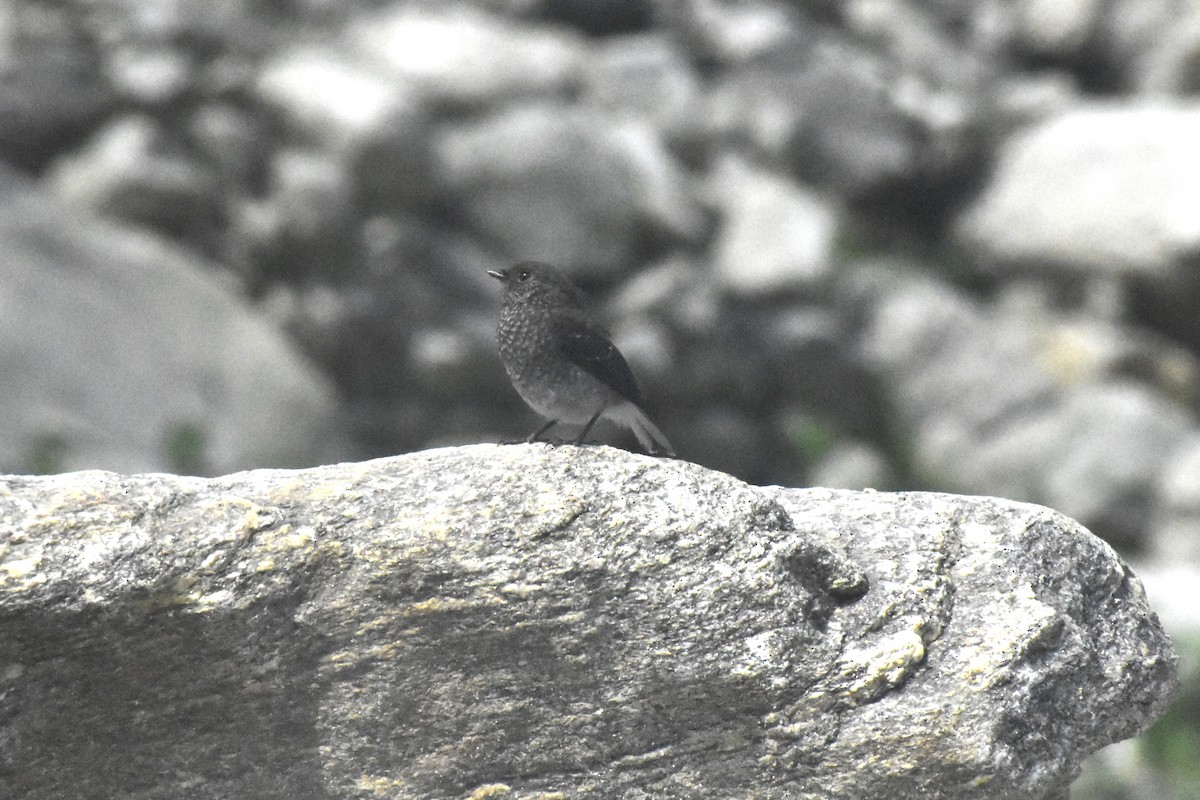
[516, 268, 531, 282]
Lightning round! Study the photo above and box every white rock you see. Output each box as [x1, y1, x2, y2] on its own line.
[709, 155, 837, 296]
[958, 104, 1200, 277]
[256, 45, 423, 151]
[352, 7, 585, 107]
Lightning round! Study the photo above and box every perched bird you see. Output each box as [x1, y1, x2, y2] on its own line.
[488, 261, 675, 456]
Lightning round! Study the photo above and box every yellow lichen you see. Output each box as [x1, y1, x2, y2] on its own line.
[841, 627, 927, 702]
[305, 476, 368, 503]
[403, 596, 481, 616]
[1, 554, 42, 579]
[355, 774, 408, 796]
[278, 527, 314, 549]
[172, 575, 198, 593]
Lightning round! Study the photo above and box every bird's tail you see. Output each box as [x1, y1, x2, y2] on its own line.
[612, 402, 675, 457]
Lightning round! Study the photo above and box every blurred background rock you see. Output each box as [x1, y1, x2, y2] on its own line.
[0, 0, 1197, 796]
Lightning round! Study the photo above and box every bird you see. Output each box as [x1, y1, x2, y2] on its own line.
[488, 261, 675, 456]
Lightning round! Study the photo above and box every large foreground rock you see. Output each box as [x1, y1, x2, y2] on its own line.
[0, 445, 1177, 799]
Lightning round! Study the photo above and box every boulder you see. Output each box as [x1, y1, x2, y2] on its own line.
[0, 444, 1177, 799]
[957, 105, 1200, 278]
[1103, 0, 1200, 93]
[708, 154, 837, 297]
[46, 114, 225, 250]
[582, 33, 702, 139]
[438, 106, 703, 276]
[254, 44, 441, 215]
[351, 7, 586, 109]
[0, 164, 348, 475]
[855, 272, 1195, 549]
[0, 3, 114, 169]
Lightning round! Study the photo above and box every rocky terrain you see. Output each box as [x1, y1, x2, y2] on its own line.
[0, 446, 1179, 799]
[1, 1, 1198, 796]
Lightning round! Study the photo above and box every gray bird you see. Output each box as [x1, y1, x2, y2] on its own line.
[488, 262, 675, 456]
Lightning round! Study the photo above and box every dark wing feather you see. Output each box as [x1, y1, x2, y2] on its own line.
[552, 309, 644, 406]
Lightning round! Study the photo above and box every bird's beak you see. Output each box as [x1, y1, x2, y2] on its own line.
[487, 269, 507, 282]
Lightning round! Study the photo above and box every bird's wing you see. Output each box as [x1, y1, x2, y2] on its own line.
[552, 309, 644, 406]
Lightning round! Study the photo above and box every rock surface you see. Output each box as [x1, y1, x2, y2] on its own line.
[0, 445, 1177, 799]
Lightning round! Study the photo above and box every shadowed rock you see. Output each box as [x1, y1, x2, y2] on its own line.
[0, 445, 1177, 799]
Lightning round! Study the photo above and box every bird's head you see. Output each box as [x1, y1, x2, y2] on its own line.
[488, 262, 586, 308]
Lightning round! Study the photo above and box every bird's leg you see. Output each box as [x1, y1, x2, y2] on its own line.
[574, 406, 606, 445]
[528, 418, 559, 443]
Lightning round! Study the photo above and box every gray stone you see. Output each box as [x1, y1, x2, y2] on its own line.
[232, 148, 362, 285]
[957, 105, 1200, 278]
[1012, 0, 1103, 58]
[806, 0, 1003, 201]
[583, 33, 703, 138]
[1020, 314, 1200, 408]
[1011, 383, 1194, 548]
[256, 45, 424, 152]
[0, 445, 1177, 799]
[351, 7, 586, 108]
[45, 114, 224, 249]
[755, 306, 887, 444]
[1125, 556, 1200, 639]
[607, 316, 675, 392]
[0, 3, 115, 169]
[1136, 3, 1200, 94]
[535, 0, 656, 36]
[105, 42, 195, 104]
[1152, 433, 1200, 562]
[607, 256, 720, 334]
[185, 103, 272, 191]
[0, 164, 348, 476]
[659, 0, 804, 64]
[708, 154, 837, 296]
[855, 273, 1195, 548]
[254, 45, 440, 212]
[808, 440, 898, 491]
[438, 106, 704, 275]
[703, 41, 940, 200]
[87, 0, 261, 103]
[259, 214, 513, 452]
[990, 72, 1082, 132]
[1103, 0, 1200, 94]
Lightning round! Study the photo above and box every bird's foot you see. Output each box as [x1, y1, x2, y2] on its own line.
[506, 436, 572, 446]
